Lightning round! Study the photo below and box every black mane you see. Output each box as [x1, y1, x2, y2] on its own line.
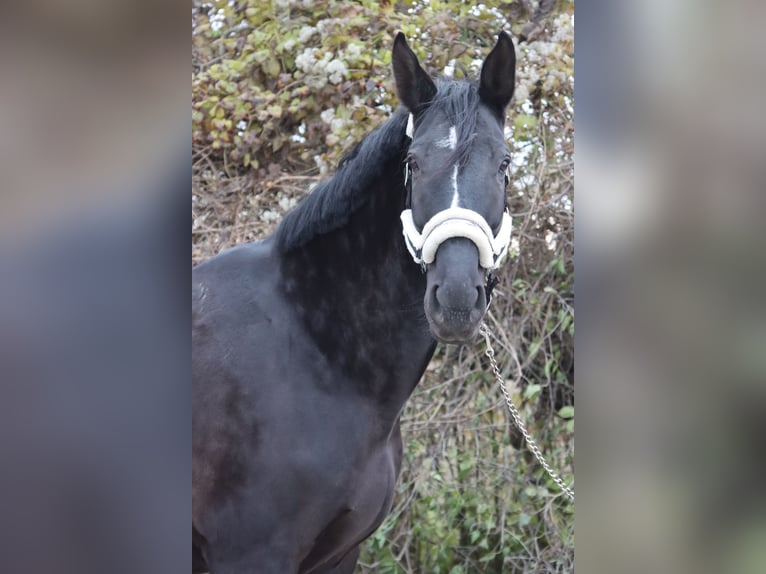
[275, 78, 482, 253]
[275, 109, 410, 253]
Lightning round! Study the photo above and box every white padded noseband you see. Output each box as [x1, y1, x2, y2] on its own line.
[400, 207, 512, 270]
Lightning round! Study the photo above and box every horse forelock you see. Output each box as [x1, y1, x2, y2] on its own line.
[422, 79, 481, 169]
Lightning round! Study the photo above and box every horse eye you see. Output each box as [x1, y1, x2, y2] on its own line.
[499, 157, 511, 174]
[408, 157, 420, 171]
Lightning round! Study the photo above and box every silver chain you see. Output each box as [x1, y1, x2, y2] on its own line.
[479, 323, 575, 502]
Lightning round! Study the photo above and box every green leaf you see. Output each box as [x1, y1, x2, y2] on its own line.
[479, 551, 497, 562]
[558, 405, 574, 419]
[263, 57, 281, 78]
[523, 384, 542, 400]
[513, 114, 537, 131]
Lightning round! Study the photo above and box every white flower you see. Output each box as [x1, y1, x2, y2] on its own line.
[543, 70, 567, 93]
[295, 48, 317, 73]
[306, 75, 327, 89]
[526, 52, 540, 65]
[514, 84, 529, 104]
[298, 26, 316, 44]
[527, 41, 560, 64]
[545, 230, 557, 251]
[320, 108, 335, 124]
[260, 209, 280, 222]
[552, 14, 574, 44]
[316, 18, 337, 38]
[345, 43, 362, 59]
[326, 59, 347, 84]
[525, 68, 540, 85]
[330, 117, 345, 133]
[313, 154, 330, 176]
[283, 39, 296, 51]
[278, 196, 297, 211]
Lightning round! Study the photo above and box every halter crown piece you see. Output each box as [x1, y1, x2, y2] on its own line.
[400, 115, 513, 271]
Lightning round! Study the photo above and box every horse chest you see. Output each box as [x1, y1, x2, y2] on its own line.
[296, 427, 402, 572]
[287, 393, 401, 514]
[340, 430, 400, 521]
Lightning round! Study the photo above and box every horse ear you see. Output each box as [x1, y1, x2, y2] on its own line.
[392, 32, 437, 113]
[479, 31, 516, 119]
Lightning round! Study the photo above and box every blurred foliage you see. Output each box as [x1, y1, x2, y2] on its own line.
[193, 0, 574, 572]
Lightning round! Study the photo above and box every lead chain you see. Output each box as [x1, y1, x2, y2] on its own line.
[479, 323, 575, 502]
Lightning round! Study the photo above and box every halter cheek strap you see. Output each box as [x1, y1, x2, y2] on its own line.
[400, 207, 512, 270]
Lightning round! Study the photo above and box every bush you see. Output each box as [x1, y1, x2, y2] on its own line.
[193, 1, 574, 571]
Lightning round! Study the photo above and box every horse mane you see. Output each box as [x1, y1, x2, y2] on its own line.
[275, 79, 482, 253]
[275, 108, 409, 253]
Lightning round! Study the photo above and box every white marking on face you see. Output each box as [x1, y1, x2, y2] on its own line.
[406, 114, 414, 138]
[436, 125, 458, 149]
[443, 126, 460, 207]
[450, 164, 459, 207]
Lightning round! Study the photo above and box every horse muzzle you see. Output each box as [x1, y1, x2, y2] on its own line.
[422, 238, 487, 343]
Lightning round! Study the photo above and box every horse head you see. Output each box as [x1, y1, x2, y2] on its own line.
[393, 32, 516, 343]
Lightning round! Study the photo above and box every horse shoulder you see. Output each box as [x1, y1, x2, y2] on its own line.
[193, 240, 280, 327]
[192, 240, 287, 529]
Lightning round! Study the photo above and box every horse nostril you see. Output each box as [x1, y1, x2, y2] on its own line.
[475, 286, 485, 310]
[429, 284, 441, 310]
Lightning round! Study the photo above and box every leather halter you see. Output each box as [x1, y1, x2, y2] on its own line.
[400, 162, 513, 271]
[400, 115, 513, 304]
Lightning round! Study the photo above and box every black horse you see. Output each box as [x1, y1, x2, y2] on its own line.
[193, 32, 516, 573]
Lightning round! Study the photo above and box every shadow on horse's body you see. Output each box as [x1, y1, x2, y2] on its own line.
[193, 32, 516, 573]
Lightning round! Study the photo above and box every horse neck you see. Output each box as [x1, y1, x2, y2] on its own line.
[279, 158, 436, 424]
